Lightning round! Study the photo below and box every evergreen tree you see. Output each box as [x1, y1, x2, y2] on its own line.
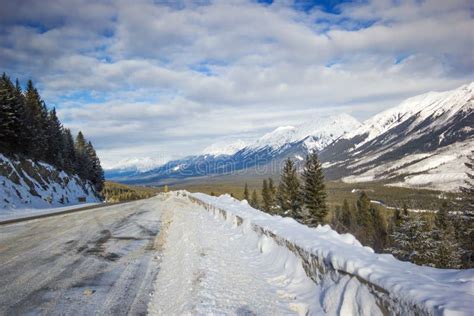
[74, 131, 90, 180]
[261, 179, 272, 213]
[434, 219, 463, 269]
[0, 74, 17, 152]
[13, 78, 29, 153]
[458, 151, 474, 267]
[276, 158, 302, 220]
[432, 201, 464, 268]
[460, 151, 474, 216]
[24, 80, 49, 160]
[389, 214, 437, 266]
[62, 128, 77, 173]
[340, 199, 354, 231]
[45, 108, 64, 167]
[0, 73, 104, 194]
[371, 206, 388, 252]
[268, 177, 277, 212]
[356, 192, 374, 245]
[85, 141, 104, 192]
[250, 189, 259, 209]
[393, 208, 403, 227]
[243, 183, 250, 201]
[301, 152, 327, 227]
[435, 201, 450, 231]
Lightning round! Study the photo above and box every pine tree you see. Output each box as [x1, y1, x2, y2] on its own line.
[340, 199, 354, 231]
[434, 220, 463, 269]
[62, 128, 77, 173]
[250, 189, 259, 209]
[371, 206, 388, 252]
[276, 158, 302, 220]
[243, 183, 250, 201]
[13, 78, 29, 154]
[74, 131, 90, 180]
[356, 192, 374, 245]
[432, 201, 464, 268]
[389, 214, 437, 266]
[261, 179, 272, 213]
[24, 80, 49, 160]
[457, 151, 474, 267]
[85, 141, 104, 192]
[45, 108, 64, 167]
[268, 177, 277, 212]
[460, 151, 474, 216]
[0, 74, 17, 152]
[301, 152, 327, 227]
[435, 201, 450, 231]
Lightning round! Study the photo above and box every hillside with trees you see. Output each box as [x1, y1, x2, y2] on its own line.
[0, 73, 104, 192]
[244, 152, 473, 269]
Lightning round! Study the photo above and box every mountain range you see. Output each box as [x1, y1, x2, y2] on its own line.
[106, 82, 473, 192]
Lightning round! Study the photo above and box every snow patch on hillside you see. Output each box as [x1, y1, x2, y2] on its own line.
[342, 139, 473, 191]
[0, 154, 100, 217]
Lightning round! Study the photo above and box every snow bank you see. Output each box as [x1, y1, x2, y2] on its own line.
[189, 192, 474, 315]
[0, 154, 101, 218]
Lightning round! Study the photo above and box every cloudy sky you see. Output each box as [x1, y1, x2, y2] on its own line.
[1, 0, 472, 169]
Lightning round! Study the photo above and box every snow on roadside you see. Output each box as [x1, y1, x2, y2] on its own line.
[148, 194, 323, 315]
[191, 192, 474, 315]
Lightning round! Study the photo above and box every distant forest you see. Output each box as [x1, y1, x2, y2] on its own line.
[0, 73, 104, 192]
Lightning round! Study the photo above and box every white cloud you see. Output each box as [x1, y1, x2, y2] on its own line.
[0, 0, 472, 167]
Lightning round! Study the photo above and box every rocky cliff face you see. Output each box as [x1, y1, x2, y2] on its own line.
[0, 154, 100, 211]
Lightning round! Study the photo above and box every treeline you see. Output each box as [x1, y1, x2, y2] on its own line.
[0, 73, 104, 191]
[243, 152, 473, 269]
[244, 153, 328, 226]
[101, 182, 158, 202]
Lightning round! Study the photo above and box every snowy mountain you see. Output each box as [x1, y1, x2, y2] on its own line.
[106, 114, 360, 183]
[202, 139, 248, 156]
[321, 82, 474, 191]
[245, 113, 361, 152]
[106, 83, 473, 191]
[0, 154, 101, 216]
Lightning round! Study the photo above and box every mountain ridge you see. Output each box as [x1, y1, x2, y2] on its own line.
[106, 82, 473, 191]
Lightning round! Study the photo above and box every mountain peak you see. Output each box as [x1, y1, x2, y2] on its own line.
[344, 82, 473, 145]
[202, 139, 248, 156]
[248, 113, 361, 151]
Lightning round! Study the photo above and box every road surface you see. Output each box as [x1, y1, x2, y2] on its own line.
[0, 193, 318, 315]
[0, 197, 164, 315]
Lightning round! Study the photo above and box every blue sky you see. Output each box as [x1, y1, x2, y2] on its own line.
[0, 0, 472, 169]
